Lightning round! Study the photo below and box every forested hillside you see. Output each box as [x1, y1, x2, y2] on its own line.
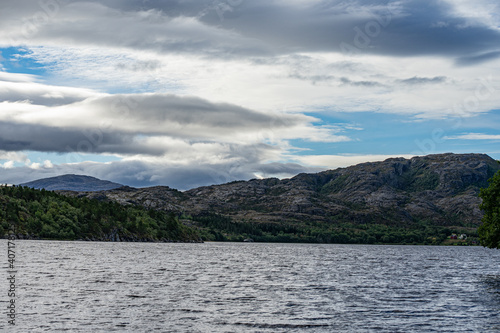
[0, 185, 201, 242]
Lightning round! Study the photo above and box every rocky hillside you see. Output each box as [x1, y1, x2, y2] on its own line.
[66, 153, 499, 228]
[21, 174, 123, 192]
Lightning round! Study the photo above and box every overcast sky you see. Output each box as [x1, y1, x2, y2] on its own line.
[1, 0, 499, 189]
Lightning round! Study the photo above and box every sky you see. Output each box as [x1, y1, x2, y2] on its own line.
[0, 0, 499, 190]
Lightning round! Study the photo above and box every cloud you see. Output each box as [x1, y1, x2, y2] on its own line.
[445, 0, 500, 30]
[1, 0, 500, 61]
[0, 71, 97, 106]
[0, 150, 53, 170]
[0, 1, 270, 58]
[1, 161, 15, 169]
[445, 133, 500, 140]
[17, 44, 500, 120]
[398, 76, 447, 85]
[0, 150, 28, 162]
[0, 90, 349, 155]
[197, 0, 500, 59]
[456, 51, 500, 66]
[0, 121, 158, 156]
[340, 77, 384, 87]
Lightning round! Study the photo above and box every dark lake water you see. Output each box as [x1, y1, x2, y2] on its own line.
[1, 241, 499, 332]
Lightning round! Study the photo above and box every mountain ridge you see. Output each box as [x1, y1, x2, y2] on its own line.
[20, 174, 123, 192]
[61, 153, 499, 230]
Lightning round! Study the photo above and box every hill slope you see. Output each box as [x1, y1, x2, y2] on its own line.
[67, 153, 499, 243]
[0, 185, 201, 242]
[21, 174, 123, 192]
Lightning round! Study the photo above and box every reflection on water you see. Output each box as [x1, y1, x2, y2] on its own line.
[1, 241, 499, 332]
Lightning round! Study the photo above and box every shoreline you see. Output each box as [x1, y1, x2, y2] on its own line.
[0, 236, 480, 246]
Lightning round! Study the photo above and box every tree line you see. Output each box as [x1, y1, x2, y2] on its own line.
[191, 213, 473, 245]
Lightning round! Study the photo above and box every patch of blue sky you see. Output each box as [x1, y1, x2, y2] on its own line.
[0, 47, 47, 76]
[292, 111, 500, 159]
[0, 46, 165, 94]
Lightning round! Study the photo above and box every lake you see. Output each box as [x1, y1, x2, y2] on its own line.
[2, 241, 499, 332]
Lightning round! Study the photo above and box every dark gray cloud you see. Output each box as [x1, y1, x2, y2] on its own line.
[340, 77, 384, 87]
[65, 93, 315, 142]
[198, 0, 500, 60]
[0, 121, 164, 155]
[0, 120, 286, 160]
[2, 0, 499, 61]
[93, 93, 285, 130]
[398, 76, 447, 85]
[456, 51, 500, 66]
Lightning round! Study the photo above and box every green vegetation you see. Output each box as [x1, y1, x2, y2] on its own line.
[191, 213, 473, 245]
[321, 174, 349, 194]
[0, 186, 200, 242]
[400, 167, 440, 192]
[478, 168, 500, 249]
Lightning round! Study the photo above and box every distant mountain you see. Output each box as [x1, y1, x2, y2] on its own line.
[72, 153, 500, 227]
[20, 174, 123, 192]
